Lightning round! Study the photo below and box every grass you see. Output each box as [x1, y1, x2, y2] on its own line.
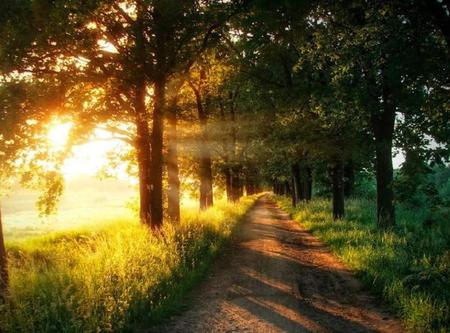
[0, 196, 257, 333]
[2, 175, 136, 240]
[275, 195, 449, 333]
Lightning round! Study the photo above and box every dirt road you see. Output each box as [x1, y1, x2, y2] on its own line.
[150, 197, 403, 333]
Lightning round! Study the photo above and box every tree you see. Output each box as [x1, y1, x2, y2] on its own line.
[302, 0, 449, 226]
[188, 67, 215, 209]
[0, 0, 244, 227]
[0, 78, 68, 292]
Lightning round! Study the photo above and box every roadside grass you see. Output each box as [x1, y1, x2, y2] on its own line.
[275, 195, 449, 333]
[0, 196, 257, 333]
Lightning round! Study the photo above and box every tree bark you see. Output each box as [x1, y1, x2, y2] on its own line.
[227, 94, 242, 202]
[224, 166, 233, 201]
[292, 163, 300, 199]
[149, 1, 169, 228]
[134, 81, 152, 225]
[291, 164, 299, 207]
[274, 181, 282, 195]
[230, 166, 241, 201]
[284, 181, 291, 196]
[191, 83, 214, 210]
[133, 4, 152, 226]
[199, 153, 214, 209]
[245, 172, 256, 196]
[305, 166, 312, 201]
[344, 161, 355, 198]
[150, 76, 166, 228]
[167, 100, 180, 222]
[331, 161, 345, 220]
[293, 161, 312, 201]
[0, 204, 8, 294]
[372, 74, 396, 228]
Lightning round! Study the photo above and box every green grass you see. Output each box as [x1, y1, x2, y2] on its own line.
[275, 195, 449, 333]
[0, 196, 257, 332]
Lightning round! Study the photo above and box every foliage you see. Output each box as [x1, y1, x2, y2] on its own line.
[275, 195, 449, 332]
[0, 196, 257, 332]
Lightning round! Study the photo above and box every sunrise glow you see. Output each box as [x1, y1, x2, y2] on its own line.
[46, 121, 136, 183]
[47, 121, 73, 149]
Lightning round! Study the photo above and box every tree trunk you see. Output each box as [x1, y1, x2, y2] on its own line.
[230, 166, 241, 201]
[150, 76, 166, 228]
[284, 181, 291, 196]
[134, 81, 152, 225]
[167, 100, 180, 222]
[238, 171, 244, 198]
[278, 181, 283, 195]
[199, 153, 214, 209]
[291, 164, 298, 207]
[133, 5, 152, 226]
[344, 161, 355, 198]
[224, 166, 233, 202]
[291, 177, 297, 207]
[292, 163, 299, 200]
[245, 174, 256, 196]
[372, 74, 396, 228]
[294, 161, 312, 201]
[228, 91, 242, 202]
[331, 161, 345, 220]
[191, 84, 214, 210]
[0, 204, 8, 294]
[274, 181, 282, 195]
[304, 166, 312, 201]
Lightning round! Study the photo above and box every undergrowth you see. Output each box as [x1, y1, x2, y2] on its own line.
[0, 196, 257, 332]
[275, 195, 449, 333]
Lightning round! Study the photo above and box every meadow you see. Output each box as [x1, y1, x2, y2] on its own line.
[275, 196, 449, 333]
[0, 192, 257, 332]
[2, 176, 136, 240]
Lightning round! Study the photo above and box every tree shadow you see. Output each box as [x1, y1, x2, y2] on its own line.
[221, 201, 400, 332]
[226, 247, 385, 332]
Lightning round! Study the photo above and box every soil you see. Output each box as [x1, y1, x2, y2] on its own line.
[149, 196, 403, 333]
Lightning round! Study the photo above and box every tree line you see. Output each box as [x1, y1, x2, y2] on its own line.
[0, 0, 449, 294]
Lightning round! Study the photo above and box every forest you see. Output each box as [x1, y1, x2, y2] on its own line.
[0, 0, 449, 332]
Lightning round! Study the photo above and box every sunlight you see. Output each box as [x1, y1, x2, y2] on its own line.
[62, 144, 135, 183]
[46, 121, 136, 184]
[47, 121, 73, 149]
[62, 129, 135, 183]
[97, 39, 119, 54]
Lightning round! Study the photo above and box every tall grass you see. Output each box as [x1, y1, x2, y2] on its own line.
[276, 196, 449, 333]
[0, 196, 257, 332]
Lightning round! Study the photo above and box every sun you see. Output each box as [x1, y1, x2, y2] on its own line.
[47, 121, 73, 149]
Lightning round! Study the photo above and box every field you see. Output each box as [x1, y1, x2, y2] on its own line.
[2, 176, 136, 240]
[1, 176, 257, 332]
[275, 196, 449, 332]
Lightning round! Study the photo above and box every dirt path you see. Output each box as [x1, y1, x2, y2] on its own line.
[150, 197, 403, 333]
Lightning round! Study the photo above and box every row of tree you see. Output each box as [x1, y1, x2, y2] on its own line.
[0, 0, 449, 294]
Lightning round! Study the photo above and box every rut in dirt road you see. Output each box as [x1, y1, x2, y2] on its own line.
[149, 197, 403, 333]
